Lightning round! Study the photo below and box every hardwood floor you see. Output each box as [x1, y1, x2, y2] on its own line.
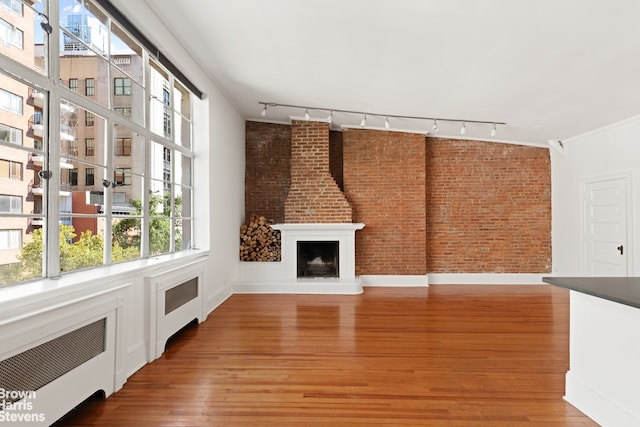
[55, 285, 597, 426]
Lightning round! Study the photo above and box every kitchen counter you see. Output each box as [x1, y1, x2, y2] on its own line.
[543, 276, 640, 426]
[542, 276, 640, 309]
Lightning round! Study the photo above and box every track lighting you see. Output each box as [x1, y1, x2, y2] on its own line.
[257, 102, 505, 136]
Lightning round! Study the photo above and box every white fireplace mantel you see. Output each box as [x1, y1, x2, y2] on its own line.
[233, 223, 365, 294]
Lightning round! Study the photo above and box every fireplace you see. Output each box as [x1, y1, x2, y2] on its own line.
[271, 223, 364, 292]
[297, 241, 339, 277]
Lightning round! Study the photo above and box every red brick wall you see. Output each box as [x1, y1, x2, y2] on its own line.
[244, 121, 290, 223]
[283, 120, 352, 223]
[343, 129, 427, 275]
[425, 138, 551, 273]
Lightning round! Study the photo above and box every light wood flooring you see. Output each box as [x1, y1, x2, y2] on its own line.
[54, 285, 598, 426]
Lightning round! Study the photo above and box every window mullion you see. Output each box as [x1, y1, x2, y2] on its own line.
[141, 49, 150, 258]
[46, 0, 62, 278]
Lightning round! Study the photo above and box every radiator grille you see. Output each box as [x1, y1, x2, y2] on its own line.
[165, 277, 198, 315]
[0, 318, 106, 403]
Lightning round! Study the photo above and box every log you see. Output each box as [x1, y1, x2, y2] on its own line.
[239, 214, 281, 261]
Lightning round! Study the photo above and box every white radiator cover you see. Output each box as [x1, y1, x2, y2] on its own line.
[0, 284, 128, 426]
[145, 258, 207, 361]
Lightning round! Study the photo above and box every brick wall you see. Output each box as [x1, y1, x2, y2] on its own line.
[244, 122, 552, 274]
[343, 129, 427, 275]
[425, 138, 551, 273]
[244, 121, 290, 223]
[283, 120, 352, 223]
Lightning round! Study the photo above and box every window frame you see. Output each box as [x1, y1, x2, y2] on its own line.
[0, 0, 196, 287]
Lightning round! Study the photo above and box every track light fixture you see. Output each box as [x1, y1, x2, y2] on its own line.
[257, 102, 506, 136]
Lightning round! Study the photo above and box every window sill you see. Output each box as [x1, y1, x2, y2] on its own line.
[0, 249, 210, 314]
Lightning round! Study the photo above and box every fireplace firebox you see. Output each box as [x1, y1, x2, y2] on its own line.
[297, 241, 339, 277]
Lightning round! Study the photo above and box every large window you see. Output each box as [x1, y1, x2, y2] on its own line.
[0, 0, 195, 287]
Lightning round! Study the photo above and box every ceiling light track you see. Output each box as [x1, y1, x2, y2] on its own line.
[258, 101, 506, 136]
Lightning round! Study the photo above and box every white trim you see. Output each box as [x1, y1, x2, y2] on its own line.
[361, 275, 429, 287]
[564, 113, 640, 144]
[233, 279, 363, 295]
[580, 171, 634, 276]
[565, 371, 640, 427]
[427, 273, 545, 285]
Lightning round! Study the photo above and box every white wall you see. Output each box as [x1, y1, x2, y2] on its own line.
[551, 115, 640, 276]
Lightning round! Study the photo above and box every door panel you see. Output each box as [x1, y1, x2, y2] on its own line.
[584, 177, 628, 276]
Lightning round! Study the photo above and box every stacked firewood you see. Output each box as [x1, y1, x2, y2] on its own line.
[239, 214, 281, 261]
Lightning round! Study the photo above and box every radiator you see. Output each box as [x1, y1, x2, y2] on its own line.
[146, 259, 205, 360]
[0, 286, 127, 426]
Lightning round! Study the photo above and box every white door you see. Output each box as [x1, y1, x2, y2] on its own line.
[584, 177, 628, 276]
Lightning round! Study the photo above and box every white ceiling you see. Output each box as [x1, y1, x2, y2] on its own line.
[146, 0, 640, 146]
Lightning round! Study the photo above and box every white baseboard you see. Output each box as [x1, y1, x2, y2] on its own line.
[233, 279, 363, 295]
[427, 273, 546, 285]
[206, 283, 234, 315]
[360, 275, 429, 286]
[565, 370, 640, 427]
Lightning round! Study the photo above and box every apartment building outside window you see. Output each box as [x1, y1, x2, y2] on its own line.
[0, 0, 195, 287]
[0, 18, 23, 49]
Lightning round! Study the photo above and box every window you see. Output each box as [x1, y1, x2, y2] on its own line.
[114, 107, 131, 117]
[0, 159, 22, 180]
[0, 0, 23, 15]
[0, 88, 22, 114]
[113, 168, 131, 186]
[85, 111, 95, 126]
[0, 18, 23, 49]
[69, 168, 78, 186]
[0, 195, 21, 213]
[69, 140, 78, 156]
[0, 0, 195, 287]
[114, 77, 132, 95]
[85, 138, 95, 156]
[0, 229, 21, 250]
[85, 168, 95, 186]
[85, 78, 95, 96]
[0, 123, 22, 145]
[115, 138, 131, 156]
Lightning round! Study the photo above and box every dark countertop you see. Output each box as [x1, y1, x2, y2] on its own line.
[543, 277, 640, 309]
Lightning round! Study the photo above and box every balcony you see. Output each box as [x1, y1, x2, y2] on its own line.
[27, 89, 45, 108]
[29, 153, 75, 170]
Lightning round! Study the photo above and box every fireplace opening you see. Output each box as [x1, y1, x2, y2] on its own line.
[297, 241, 339, 278]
